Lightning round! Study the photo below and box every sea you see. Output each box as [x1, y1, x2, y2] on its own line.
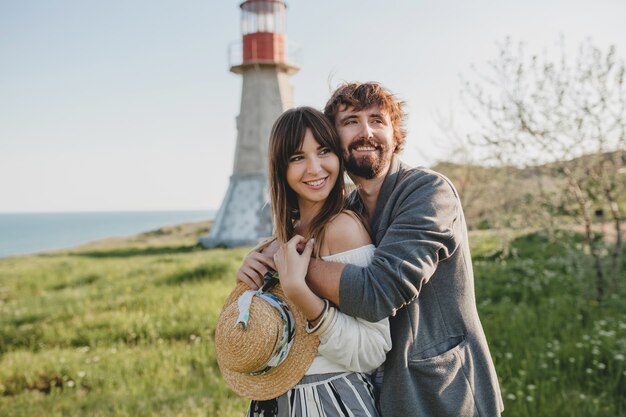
[0, 210, 216, 259]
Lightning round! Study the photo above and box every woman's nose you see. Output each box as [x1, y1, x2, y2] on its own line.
[306, 157, 322, 174]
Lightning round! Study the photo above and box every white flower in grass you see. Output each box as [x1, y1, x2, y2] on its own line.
[569, 357, 576, 363]
[506, 393, 516, 401]
[579, 394, 586, 400]
[586, 368, 593, 374]
[77, 371, 86, 378]
[575, 342, 584, 348]
[546, 351, 555, 358]
[526, 396, 534, 402]
[505, 352, 513, 359]
[527, 384, 536, 391]
[67, 380, 75, 388]
[614, 353, 625, 361]
[597, 362, 606, 370]
[540, 362, 548, 369]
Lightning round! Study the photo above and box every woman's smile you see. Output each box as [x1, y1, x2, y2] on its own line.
[287, 129, 339, 208]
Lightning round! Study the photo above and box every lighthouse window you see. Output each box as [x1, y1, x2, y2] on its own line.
[241, 1, 286, 35]
[257, 2, 274, 32]
[241, 1, 286, 34]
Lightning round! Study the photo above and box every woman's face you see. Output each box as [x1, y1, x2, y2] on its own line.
[286, 128, 340, 210]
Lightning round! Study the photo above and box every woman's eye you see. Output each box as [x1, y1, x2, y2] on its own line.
[319, 148, 331, 155]
[289, 155, 303, 162]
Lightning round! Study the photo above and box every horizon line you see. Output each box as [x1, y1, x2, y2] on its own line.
[0, 208, 217, 215]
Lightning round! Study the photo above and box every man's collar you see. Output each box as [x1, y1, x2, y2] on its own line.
[369, 156, 405, 233]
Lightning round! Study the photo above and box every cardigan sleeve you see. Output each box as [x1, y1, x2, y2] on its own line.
[339, 171, 463, 322]
[314, 308, 391, 373]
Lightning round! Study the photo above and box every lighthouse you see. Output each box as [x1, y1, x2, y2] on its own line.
[201, 0, 298, 248]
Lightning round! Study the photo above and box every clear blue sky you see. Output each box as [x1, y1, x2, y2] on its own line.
[1, 0, 625, 212]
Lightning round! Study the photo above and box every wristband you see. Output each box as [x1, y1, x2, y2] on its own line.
[306, 299, 330, 334]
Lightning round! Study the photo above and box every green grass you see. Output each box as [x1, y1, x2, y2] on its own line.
[0, 227, 624, 416]
[0, 230, 250, 417]
[474, 230, 626, 416]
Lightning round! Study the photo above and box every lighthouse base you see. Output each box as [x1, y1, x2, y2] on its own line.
[200, 174, 272, 248]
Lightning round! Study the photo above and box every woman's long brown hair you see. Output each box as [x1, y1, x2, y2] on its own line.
[268, 107, 346, 256]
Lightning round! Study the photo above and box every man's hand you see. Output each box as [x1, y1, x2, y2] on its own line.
[235, 241, 278, 289]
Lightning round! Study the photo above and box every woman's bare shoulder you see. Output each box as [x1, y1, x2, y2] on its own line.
[320, 210, 371, 256]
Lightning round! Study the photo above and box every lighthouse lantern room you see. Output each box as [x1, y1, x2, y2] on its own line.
[242, 0, 286, 63]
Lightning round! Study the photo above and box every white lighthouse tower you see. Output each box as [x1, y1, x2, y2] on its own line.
[202, 0, 299, 248]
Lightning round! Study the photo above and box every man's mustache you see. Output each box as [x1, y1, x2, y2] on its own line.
[348, 139, 384, 151]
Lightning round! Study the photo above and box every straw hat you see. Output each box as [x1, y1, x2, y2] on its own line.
[215, 282, 319, 400]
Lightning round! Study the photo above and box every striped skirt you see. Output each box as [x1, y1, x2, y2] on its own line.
[246, 372, 380, 417]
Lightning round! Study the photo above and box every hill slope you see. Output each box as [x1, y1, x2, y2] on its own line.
[0, 226, 624, 416]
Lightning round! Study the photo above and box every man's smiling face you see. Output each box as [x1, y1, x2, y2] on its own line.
[334, 105, 395, 180]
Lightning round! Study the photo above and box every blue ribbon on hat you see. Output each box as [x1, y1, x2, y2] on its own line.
[236, 270, 296, 376]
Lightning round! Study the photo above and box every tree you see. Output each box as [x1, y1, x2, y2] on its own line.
[455, 38, 626, 298]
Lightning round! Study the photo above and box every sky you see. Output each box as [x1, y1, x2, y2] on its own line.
[1, 0, 625, 213]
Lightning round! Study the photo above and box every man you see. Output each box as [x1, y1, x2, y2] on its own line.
[238, 82, 503, 416]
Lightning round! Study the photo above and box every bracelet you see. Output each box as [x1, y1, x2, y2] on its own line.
[309, 299, 328, 322]
[306, 299, 329, 334]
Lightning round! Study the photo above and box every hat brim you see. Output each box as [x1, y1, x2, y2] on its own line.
[216, 282, 320, 400]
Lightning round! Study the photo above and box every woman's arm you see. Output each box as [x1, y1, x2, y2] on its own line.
[312, 211, 392, 372]
[315, 308, 391, 373]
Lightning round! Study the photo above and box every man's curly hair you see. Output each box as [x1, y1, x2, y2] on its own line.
[324, 82, 407, 154]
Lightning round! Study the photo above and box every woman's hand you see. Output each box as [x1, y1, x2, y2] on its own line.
[235, 241, 278, 289]
[273, 235, 324, 321]
[273, 235, 314, 298]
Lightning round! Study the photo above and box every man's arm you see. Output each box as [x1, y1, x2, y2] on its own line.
[306, 257, 344, 305]
[339, 171, 463, 322]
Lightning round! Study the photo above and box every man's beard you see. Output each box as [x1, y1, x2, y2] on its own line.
[344, 139, 392, 180]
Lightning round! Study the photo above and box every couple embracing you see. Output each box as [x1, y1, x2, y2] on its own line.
[215, 82, 504, 417]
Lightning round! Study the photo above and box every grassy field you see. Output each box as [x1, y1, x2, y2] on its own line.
[0, 223, 624, 416]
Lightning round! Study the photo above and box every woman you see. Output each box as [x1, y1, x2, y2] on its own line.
[238, 107, 390, 417]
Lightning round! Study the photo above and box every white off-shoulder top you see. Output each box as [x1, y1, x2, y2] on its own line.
[305, 244, 392, 375]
